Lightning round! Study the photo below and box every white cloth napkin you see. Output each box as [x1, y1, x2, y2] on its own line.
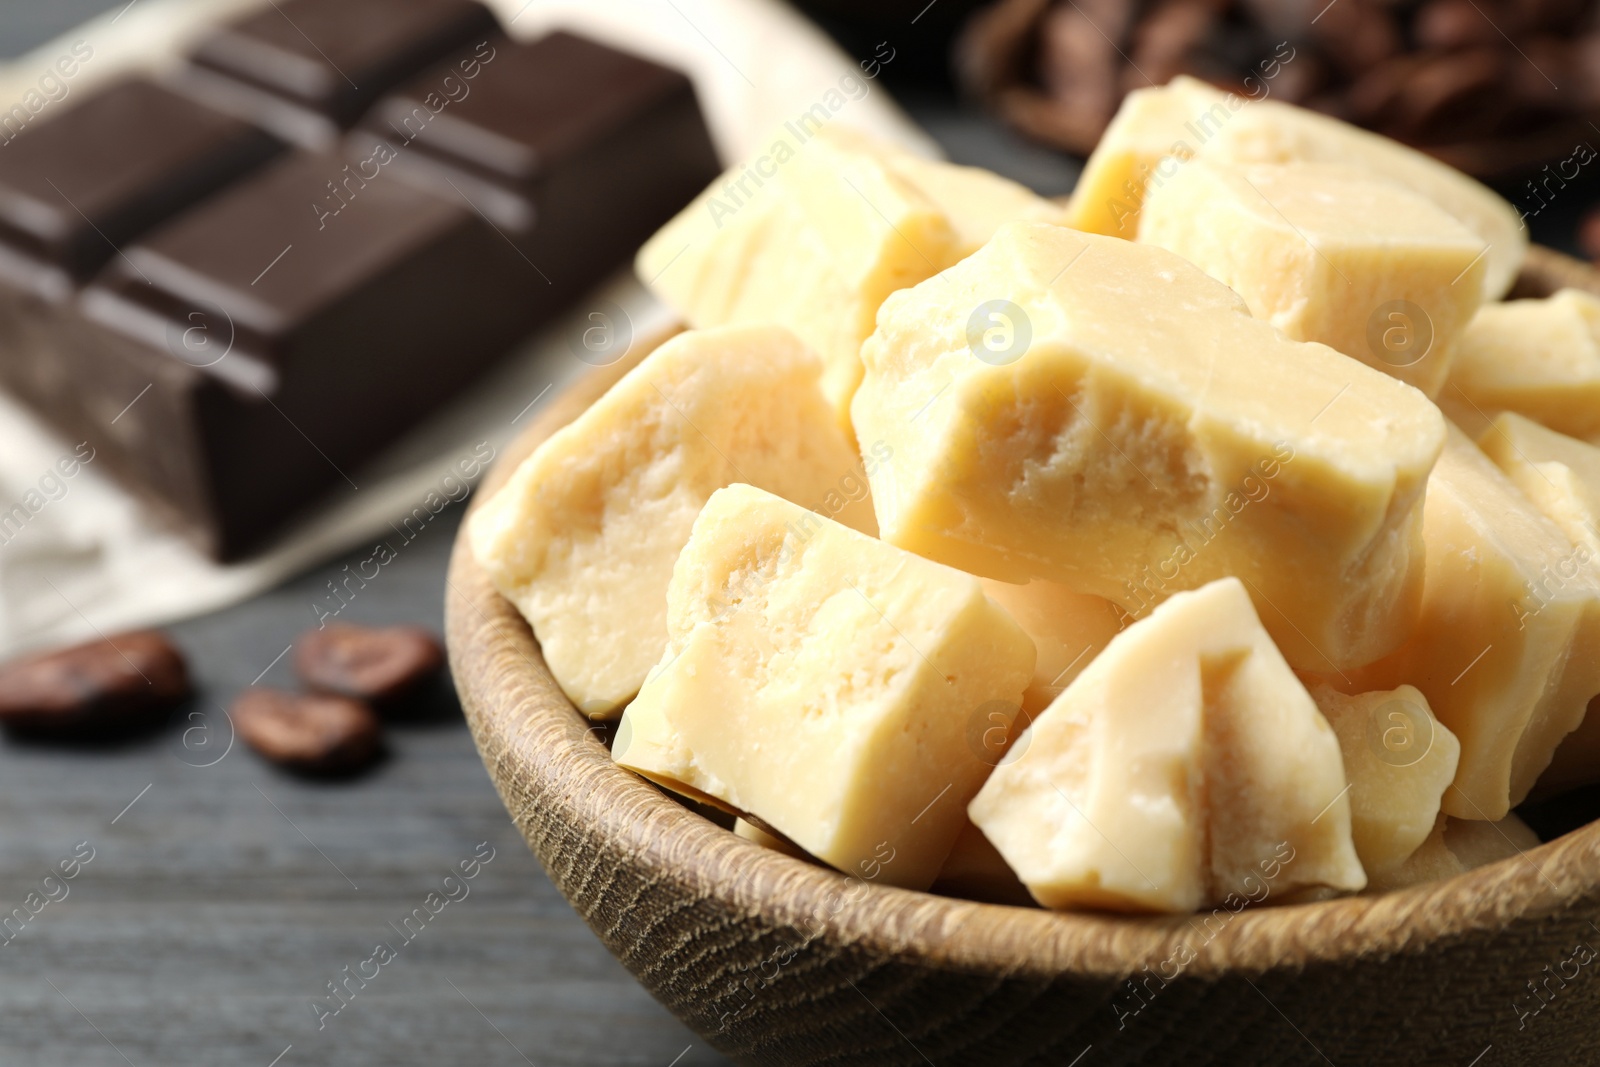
[0, 0, 933, 657]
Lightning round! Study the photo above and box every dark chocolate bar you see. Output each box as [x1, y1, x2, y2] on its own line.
[0, 77, 281, 284]
[179, 0, 500, 147]
[355, 31, 719, 285]
[0, 77, 281, 455]
[0, 28, 721, 560]
[68, 149, 538, 558]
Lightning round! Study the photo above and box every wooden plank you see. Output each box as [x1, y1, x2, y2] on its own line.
[0, 506, 728, 1066]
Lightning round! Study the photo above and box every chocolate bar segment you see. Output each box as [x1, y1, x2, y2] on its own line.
[357, 31, 720, 285]
[181, 0, 500, 146]
[67, 150, 539, 557]
[0, 77, 281, 283]
[0, 77, 281, 447]
[0, 30, 721, 560]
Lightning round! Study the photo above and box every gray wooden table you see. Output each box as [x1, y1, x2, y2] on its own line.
[0, 505, 733, 1067]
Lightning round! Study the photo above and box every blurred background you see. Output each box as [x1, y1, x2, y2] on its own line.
[1, 0, 1598, 1064]
[812, 0, 1600, 257]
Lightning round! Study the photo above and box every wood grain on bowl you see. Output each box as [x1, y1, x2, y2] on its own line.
[447, 251, 1600, 1067]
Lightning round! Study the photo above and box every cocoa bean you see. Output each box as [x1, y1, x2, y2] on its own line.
[232, 688, 381, 773]
[294, 623, 443, 703]
[0, 630, 189, 736]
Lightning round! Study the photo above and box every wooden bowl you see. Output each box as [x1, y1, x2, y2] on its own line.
[447, 247, 1600, 1067]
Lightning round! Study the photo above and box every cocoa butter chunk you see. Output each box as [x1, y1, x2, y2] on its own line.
[294, 623, 443, 702]
[1307, 682, 1460, 879]
[1444, 290, 1600, 442]
[470, 324, 875, 719]
[931, 820, 1034, 907]
[1478, 412, 1600, 562]
[636, 125, 1067, 425]
[0, 630, 190, 735]
[969, 578, 1365, 914]
[1347, 425, 1600, 820]
[1137, 158, 1487, 398]
[733, 818, 811, 861]
[615, 484, 1035, 892]
[1366, 813, 1541, 893]
[231, 688, 381, 773]
[853, 221, 1446, 673]
[976, 577, 1124, 716]
[1065, 75, 1525, 299]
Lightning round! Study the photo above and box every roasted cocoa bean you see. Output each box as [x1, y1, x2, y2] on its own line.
[0, 630, 190, 736]
[232, 688, 381, 773]
[294, 623, 444, 703]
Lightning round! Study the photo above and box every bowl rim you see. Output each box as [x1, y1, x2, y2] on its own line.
[446, 247, 1600, 982]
